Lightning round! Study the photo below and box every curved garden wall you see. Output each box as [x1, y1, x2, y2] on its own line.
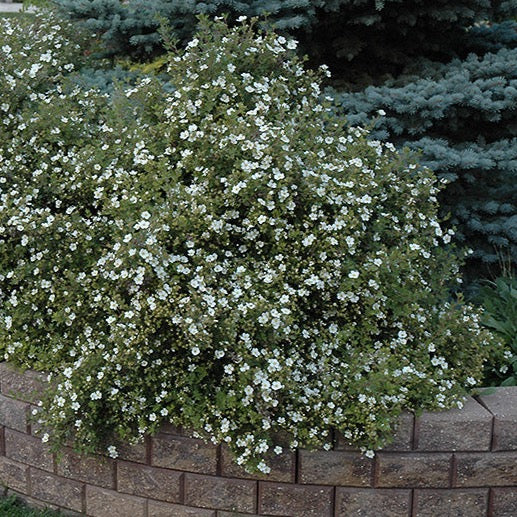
[0, 362, 516, 516]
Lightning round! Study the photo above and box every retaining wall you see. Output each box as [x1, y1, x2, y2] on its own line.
[0, 362, 516, 516]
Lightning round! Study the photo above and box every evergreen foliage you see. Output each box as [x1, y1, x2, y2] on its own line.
[53, 0, 507, 72]
[332, 47, 517, 278]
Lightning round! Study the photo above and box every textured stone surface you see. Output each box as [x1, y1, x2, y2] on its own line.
[0, 363, 47, 404]
[491, 487, 517, 517]
[148, 500, 216, 516]
[56, 448, 115, 489]
[0, 457, 28, 493]
[376, 452, 451, 488]
[335, 487, 411, 516]
[85, 486, 146, 517]
[184, 473, 257, 513]
[455, 452, 517, 487]
[416, 397, 492, 451]
[117, 461, 182, 503]
[413, 488, 488, 516]
[259, 482, 333, 516]
[152, 434, 217, 474]
[477, 387, 517, 450]
[221, 445, 295, 482]
[380, 412, 414, 451]
[30, 468, 83, 513]
[5, 429, 53, 471]
[116, 439, 148, 464]
[0, 394, 28, 432]
[299, 450, 373, 486]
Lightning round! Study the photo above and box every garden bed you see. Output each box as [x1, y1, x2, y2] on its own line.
[0, 363, 516, 516]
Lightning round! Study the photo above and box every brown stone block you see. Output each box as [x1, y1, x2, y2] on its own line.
[30, 467, 84, 513]
[152, 433, 217, 474]
[491, 487, 517, 517]
[455, 452, 517, 487]
[299, 449, 373, 486]
[0, 394, 28, 432]
[381, 412, 414, 451]
[5, 429, 53, 471]
[117, 460, 182, 503]
[259, 481, 333, 516]
[221, 445, 295, 483]
[85, 485, 146, 517]
[56, 448, 115, 489]
[477, 387, 517, 450]
[116, 438, 148, 464]
[335, 487, 411, 516]
[413, 488, 488, 516]
[0, 363, 47, 404]
[184, 473, 257, 513]
[148, 500, 216, 517]
[376, 452, 451, 488]
[0, 457, 28, 493]
[416, 397, 492, 451]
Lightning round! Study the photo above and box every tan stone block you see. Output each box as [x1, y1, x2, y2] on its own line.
[259, 481, 333, 516]
[416, 397, 492, 451]
[0, 457, 28, 493]
[336, 488, 411, 516]
[376, 452, 451, 488]
[151, 433, 217, 474]
[85, 485, 146, 517]
[455, 452, 517, 487]
[413, 488, 488, 516]
[299, 449, 373, 487]
[477, 387, 517, 450]
[117, 460, 182, 503]
[185, 473, 257, 513]
[5, 429, 53, 471]
[30, 467, 83, 513]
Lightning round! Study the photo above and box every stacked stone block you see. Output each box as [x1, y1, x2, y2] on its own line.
[0, 362, 516, 516]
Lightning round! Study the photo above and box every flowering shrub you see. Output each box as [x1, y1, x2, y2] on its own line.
[0, 14, 498, 471]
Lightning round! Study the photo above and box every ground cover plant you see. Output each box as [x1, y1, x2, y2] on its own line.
[0, 495, 59, 517]
[0, 12, 499, 471]
[478, 276, 517, 386]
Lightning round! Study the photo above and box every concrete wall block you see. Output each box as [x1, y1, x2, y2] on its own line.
[415, 397, 492, 452]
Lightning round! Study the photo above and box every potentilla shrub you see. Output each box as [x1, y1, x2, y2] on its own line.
[0, 11, 90, 140]
[0, 16, 498, 471]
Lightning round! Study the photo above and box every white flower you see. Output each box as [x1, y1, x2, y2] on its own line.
[348, 270, 360, 279]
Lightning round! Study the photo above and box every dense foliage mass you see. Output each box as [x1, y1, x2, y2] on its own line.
[333, 47, 517, 280]
[0, 14, 498, 471]
[54, 0, 517, 282]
